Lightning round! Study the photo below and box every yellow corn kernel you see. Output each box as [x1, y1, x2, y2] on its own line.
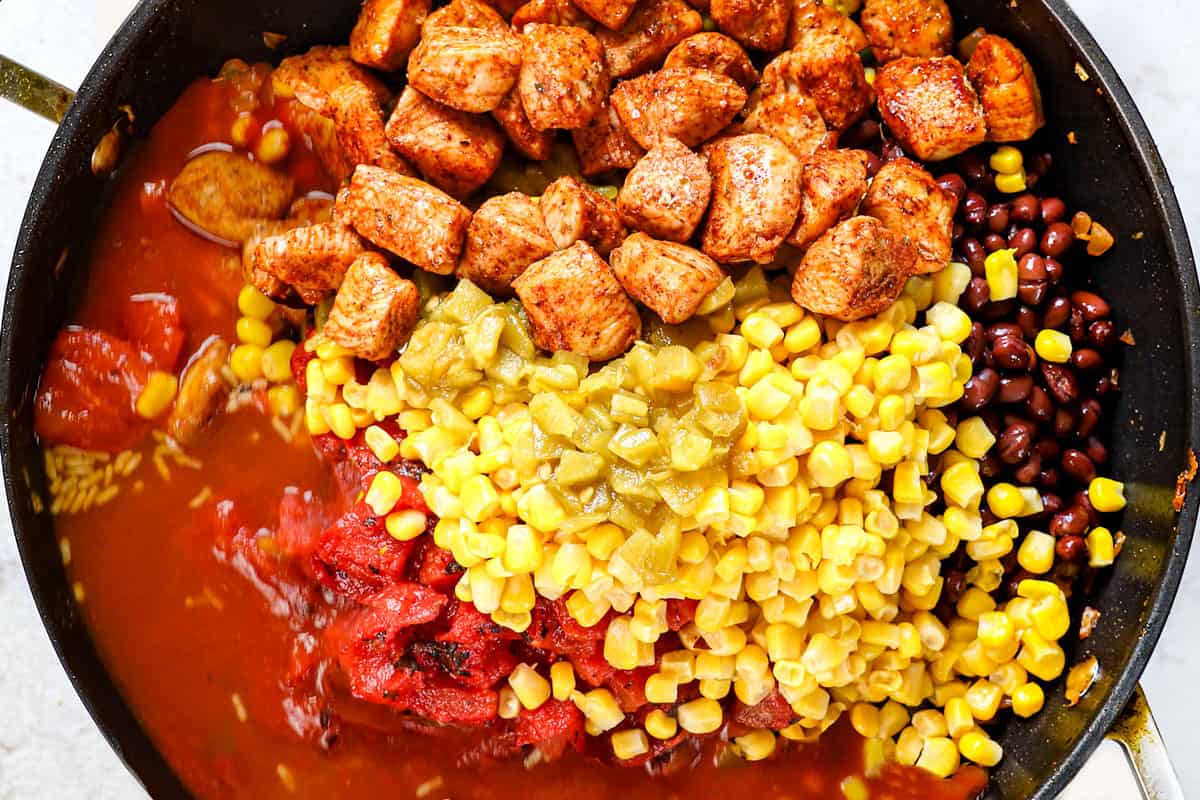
[385, 509, 428, 542]
[941, 462, 983, 509]
[460, 385, 494, 419]
[1017, 631, 1065, 681]
[1011, 682, 1045, 717]
[1034, 329, 1073, 364]
[878, 701, 910, 738]
[611, 729, 649, 760]
[579, 689, 624, 732]
[849, 703, 880, 738]
[230, 344, 265, 383]
[735, 729, 776, 761]
[809, 441, 854, 488]
[984, 248, 1018, 301]
[135, 371, 178, 419]
[518, 484, 566, 533]
[604, 616, 644, 670]
[990, 145, 1024, 174]
[236, 316, 273, 348]
[785, 317, 822, 353]
[874, 354, 912, 394]
[1030, 593, 1070, 641]
[742, 312, 785, 349]
[699, 678, 732, 699]
[677, 698, 723, 734]
[1086, 526, 1116, 567]
[645, 709, 678, 739]
[964, 680, 1003, 722]
[643, 672, 678, 704]
[943, 697, 974, 739]
[324, 402, 356, 440]
[237, 284, 276, 320]
[314, 339, 350, 360]
[957, 730, 1002, 767]
[267, 384, 301, 418]
[747, 374, 794, 420]
[986, 482, 1024, 519]
[1089, 477, 1127, 512]
[926, 302, 972, 344]
[955, 587, 996, 621]
[932, 261, 972, 306]
[844, 385, 876, 419]
[459, 475, 500, 523]
[497, 686, 520, 719]
[508, 663, 551, 710]
[1014, 530, 1055, 574]
[895, 726, 923, 766]
[305, 398, 330, 435]
[994, 170, 1027, 194]
[955, 417, 996, 459]
[976, 611, 1014, 650]
[362, 425, 399, 464]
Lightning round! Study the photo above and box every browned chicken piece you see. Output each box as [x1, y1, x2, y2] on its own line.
[596, 0, 703, 78]
[169, 151, 294, 244]
[273, 46, 391, 115]
[701, 133, 803, 264]
[511, 0, 595, 28]
[861, 0, 951, 63]
[331, 185, 354, 226]
[385, 86, 506, 198]
[167, 337, 230, 446]
[407, 26, 523, 113]
[539, 176, 628, 256]
[349, 0, 431, 71]
[740, 87, 830, 161]
[787, 147, 869, 248]
[518, 24, 610, 130]
[323, 253, 422, 361]
[571, 99, 646, 176]
[875, 56, 987, 161]
[787, 0, 868, 51]
[617, 137, 712, 243]
[664, 33, 760, 91]
[791, 215, 915, 320]
[247, 223, 367, 304]
[491, 89, 555, 160]
[711, 0, 791, 52]
[458, 192, 557, 295]
[610, 67, 747, 149]
[423, 0, 508, 31]
[242, 223, 299, 302]
[289, 103, 354, 183]
[573, 0, 639, 30]
[610, 233, 724, 323]
[760, 29, 874, 131]
[327, 82, 416, 175]
[965, 34, 1045, 143]
[287, 194, 336, 226]
[512, 241, 641, 360]
[343, 166, 472, 275]
[862, 156, 955, 274]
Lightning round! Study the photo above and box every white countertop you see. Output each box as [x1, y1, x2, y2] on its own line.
[0, 1, 1196, 798]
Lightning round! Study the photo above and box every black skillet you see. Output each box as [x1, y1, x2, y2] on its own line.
[0, 0, 1195, 797]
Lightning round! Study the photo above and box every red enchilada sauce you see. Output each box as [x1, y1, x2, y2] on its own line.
[41, 71, 986, 799]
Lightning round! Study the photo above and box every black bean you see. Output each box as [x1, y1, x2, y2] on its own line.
[1071, 290, 1111, 321]
[1084, 436, 1109, 465]
[1068, 307, 1088, 343]
[1078, 398, 1103, 438]
[1071, 348, 1103, 371]
[1037, 439, 1061, 460]
[981, 300, 1017, 321]
[1056, 535, 1086, 562]
[1026, 386, 1054, 421]
[1018, 281, 1047, 306]
[952, 221, 965, 243]
[1094, 376, 1114, 397]
[1028, 152, 1053, 178]
[936, 172, 967, 201]
[1041, 222, 1076, 257]
[1050, 507, 1089, 537]
[1018, 253, 1047, 281]
[963, 276, 991, 312]
[1061, 449, 1097, 483]
[993, 335, 1035, 370]
[1010, 194, 1040, 223]
[987, 322, 1023, 342]
[984, 233, 1008, 252]
[1088, 319, 1116, 348]
[963, 192, 987, 226]
[1009, 227, 1038, 257]
[1015, 305, 1040, 339]
[966, 322, 986, 364]
[1041, 362, 1079, 404]
[960, 153, 988, 184]
[1041, 197, 1067, 225]
[1043, 296, 1071, 329]
[986, 204, 1011, 233]
[1039, 467, 1060, 490]
[961, 368, 1000, 410]
[1054, 407, 1076, 437]
[962, 238, 986, 274]
[1041, 492, 1064, 518]
[998, 375, 1033, 403]
[1014, 453, 1042, 485]
[997, 422, 1034, 464]
[1044, 257, 1065, 284]
[980, 454, 1003, 479]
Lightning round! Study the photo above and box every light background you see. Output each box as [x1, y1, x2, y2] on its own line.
[0, 1, 1196, 797]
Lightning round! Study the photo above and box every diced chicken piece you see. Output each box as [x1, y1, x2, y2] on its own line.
[572, 99, 646, 176]
[327, 82, 415, 175]
[664, 33, 760, 91]
[610, 233, 724, 323]
[761, 29, 874, 131]
[344, 166, 472, 274]
[332, 185, 354, 226]
[701, 133, 803, 264]
[273, 46, 391, 115]
[385, 86, 506, 198]
[787, 0, 868, 51]
[875, 56, 987, 161]
[324, 253, 421, 360]
[740, 88, 830, 161]
[288, 194, 336, 225]
[861, 0, 952, 63]
[289, 103, 353, 183]
[491, 89, 555, 160]
[787, 148, 869, 248]
[617, 137, 712, 243]
[861, 156, 955, 274]
[458, 192, 557, 295]
[791, 215, 915, 320]
[573, 0, 638, 30]
[349, 0, 432, 71]
[167, 337, 230, 446]
[423, 0, 508, 31]
[407, 26, 523, 113]
[540, 176, 628, 256]
[611, 67, 747, 149]
[965, 34, 1045, 143]
[596, 0, 703, 78]
[242, 223, 300, 303]
[518, 24, 610, 130]
[511, 0, 594, 28]
[246, 223, 366, 304]
[169, 151, 294, 244]
[512, 241, 641, 360]
[711, 0, 791, 52]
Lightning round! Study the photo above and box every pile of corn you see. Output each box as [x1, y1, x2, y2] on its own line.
[294, 269, 1127, 776]
[228, 284, 302, 418]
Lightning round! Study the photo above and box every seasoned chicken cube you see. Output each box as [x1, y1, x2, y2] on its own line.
[273, 46, 391, 115]
[617, 137, 712, 243]
[331, 185, 354, 226]
[861, 0, 952, 63]
[573, 0, 639, 30]
[491, 89, 555, 160]
[169, 151, 294, 244]
[965, 34, 1045, 143]
[664, 33, 760, 91]
[787, 0, 868, 51]
[862, 156, 955, 274]
[540, 176, 628, 256]
[423, 0, 508, 31]
[596, 0, 703, 78]
[790, 215, 916, 320]
[512, 241, 641, 360]
[610, 233, 724, 323]
[407, 26, 523, 113]
[246, 223, 367, 304]
[740, 87, 830, 161]
[572, 99, 646, 176]
[761, 29, 874, 131]
[711, 0, 791, 52]
[344, 166, 472, 274]
[349, 0, 431, 71]
[288, 103, 353, 183]
[324, 253, 421, 360]
[518, 24, 610, 130]
[385, 86, 505, 198]
[787, 147, 870, 248]
[327, 82, 415, 175]
[611, 67, 747, 149]
[511, 0, 594, 28]
[875, 56, 987, 161]
[458, 192, 557, 295]
[701, 133, 803, 264]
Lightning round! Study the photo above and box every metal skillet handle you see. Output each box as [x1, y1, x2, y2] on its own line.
[0, 54, 75, 123]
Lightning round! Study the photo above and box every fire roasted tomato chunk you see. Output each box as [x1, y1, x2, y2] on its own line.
[121, 293, 186, 371]
[514, 699, 586, 759]
[313, 501, 418, 600]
